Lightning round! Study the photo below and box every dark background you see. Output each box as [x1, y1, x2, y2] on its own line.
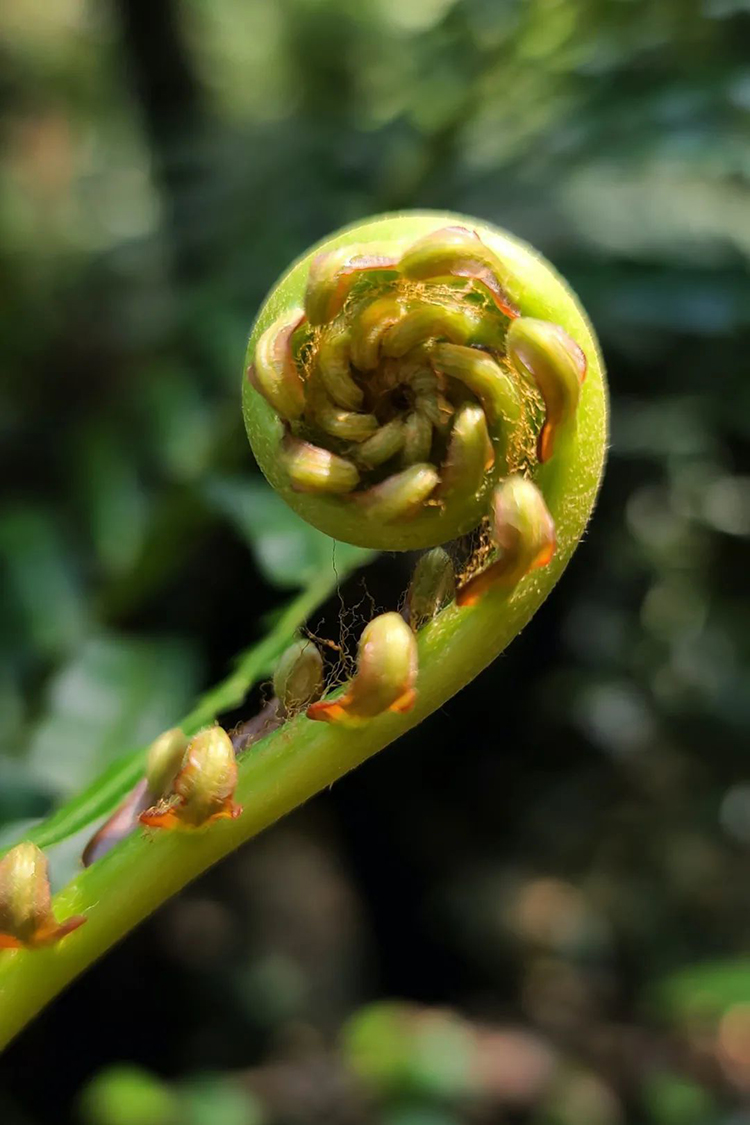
[2, 0, 750, 1122]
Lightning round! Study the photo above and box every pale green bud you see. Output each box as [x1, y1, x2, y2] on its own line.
[308, 612, 417, 724]
[439, 403, 494, 503]
[305, 243, 400, 326]
[457, 475, 556, 606]
[381, 302, 484, 358]
[349, 295, 407, 371]
[398, 225, 519, 318]
[146, 727, 189, 799]
[505, 317, 586, 462]
[273, 639, 325, 715]
[282, 436, 360, 494]
[313, 396, 380, 443]
[401, 412, 434, 466]
[317, 322, 364, 410]
[407, 548, 456, 630]
[356, 464, 439, 523]
[0, 843, 85, 949]
[248, 309, 306, 421]
[356, 419, 405, 469]
[429, 342, 521, 429]
[140, 726, 241, 830]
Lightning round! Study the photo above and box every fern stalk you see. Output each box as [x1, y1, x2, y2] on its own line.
[0, 211, 606, 1048]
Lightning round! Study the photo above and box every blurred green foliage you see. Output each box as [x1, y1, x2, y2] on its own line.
[1, 0, 750, 1122]
[79, 1065, 263, 1125]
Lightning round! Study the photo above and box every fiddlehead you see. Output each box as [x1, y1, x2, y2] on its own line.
[243, 213, 588, 557]
[0, 212, 606, 1049]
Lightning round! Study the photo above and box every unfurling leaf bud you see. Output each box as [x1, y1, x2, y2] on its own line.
[439, 403, 494, 504]
[380, 302, 485, 358]
[281, 435, 360, 494]
[81, 727, 189, 866]
[356, 419, 405, 469]
[0, 843, 85, 950]
[505, 317, 586, 462]
[401, 411, 433, 466]
[317, 322, 364, 410]
[429, 343, 521, 429]
[350, 296, 406, 370]
[307, 612, 418, 725]
[398, 225, 519, 318]
[313, 396, 380, 443]
[82, 726, 191, 866]
[273, 639, 325, 716]
[457, 475, 556, 607]
[140, 726, 242, 830]
[305, 244, 400, 325]
[146, 727, 190, 800]
[407, 548, 456, 630]
[247, 310, 306, 421]
[356, 464, 439, 524]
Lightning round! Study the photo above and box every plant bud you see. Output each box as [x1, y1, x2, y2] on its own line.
[305, 244, 400, 325]
[307, 612, 417, 724]
[313, 396, 379, 443]
[356, 464, 439, 523]
[247, 310, 306, 421]
[140, 726, 242, 830]
[381, 302, 484, 358]
[81, 727, 188, 866]
[401, 412, 434, 466]
[403, 359, 439, 399]
[356, 419, 405, 469]
[349, 296, 406, 370]
[439, 403, 494, 503]
[243, 212, 603, 553]
[146, 727, 190, 799]
[403, 360, 452, 430]
[398, 226, 519, 318]
[317, 323, 364, 410]
[273, 639, 325, 716]
[429, 343, 521, 429]
[407, 548, 455, 630]
[0, 843, 85, 950]
[505, 317, 586, 462]
[281, 435, 360, 494]
[457, 475, 556, 606]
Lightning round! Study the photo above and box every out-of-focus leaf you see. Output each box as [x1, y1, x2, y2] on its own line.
[0, 505, 88, 660]
[342, 1002, 472, 1099]
[16, 745, 146, 853]
[74, 427, 150, 577]
[0, 757, 53, 830]
[0, 663, 25, 753]
[641, 1072, 716, 1125]
[140, 367, 215, 482]
[180, 1074, 264, 1125]
[27, 633, 201, 797]
[78, 1065, 178, 1125]
[203, 475, 372, 589]
[383, 1110, 460, 1125]
[648, 959, 750, 1025]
